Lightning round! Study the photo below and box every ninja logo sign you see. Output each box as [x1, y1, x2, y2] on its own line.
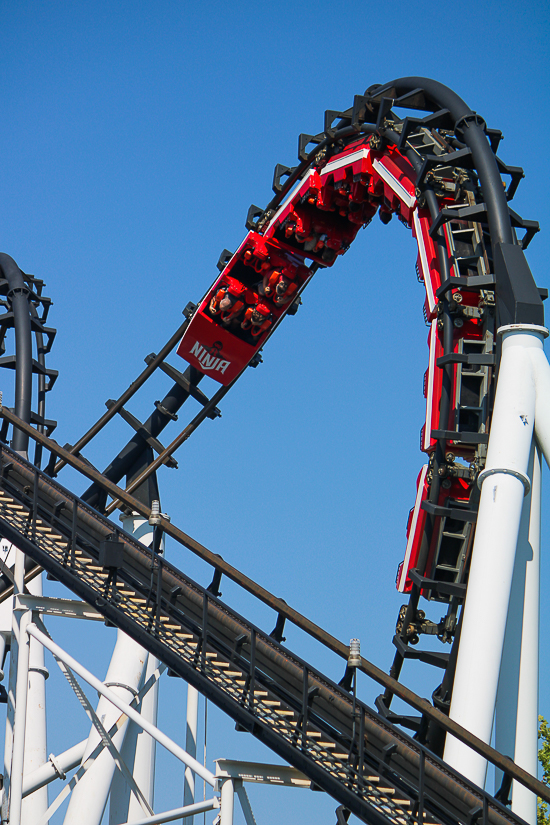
[190, 340, 231, 374]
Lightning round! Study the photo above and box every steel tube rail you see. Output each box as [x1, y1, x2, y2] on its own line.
[81, 363, 205, 511]
[0, 254, 33, 454]
[119, 798, 217, 825]
[53, 318, 190, 475]
[369, 77, 513, 246]
[22, 739, 87, 797]
[26, 623, 216, 788]
[0, 411, 548, 803]
[104, 380, 233, 515]
[8, 608, 32, 825]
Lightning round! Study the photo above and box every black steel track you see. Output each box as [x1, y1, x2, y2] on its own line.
[0, 437, 545, 825]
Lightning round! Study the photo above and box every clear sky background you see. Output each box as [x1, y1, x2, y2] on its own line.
[0, 1, 549, 823]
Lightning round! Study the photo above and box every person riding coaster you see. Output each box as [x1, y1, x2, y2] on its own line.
[241, 301, 273, 337]
[262, 266, 297, 304]
[209, 277, 247, 323]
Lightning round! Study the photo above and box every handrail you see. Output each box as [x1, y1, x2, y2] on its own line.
[1, 405, 548, 804]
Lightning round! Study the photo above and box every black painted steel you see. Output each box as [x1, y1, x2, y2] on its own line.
[52, 318, 190, 475]
[366, 77, 543, 327]
[0, 439, 545, 825]
[0, 254, 32, 453]
[81, 365, 204, 511]
[0, 411, 546, 814]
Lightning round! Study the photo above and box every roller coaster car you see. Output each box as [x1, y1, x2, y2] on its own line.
[177, 233, 311, 385]
[265, 139, 391, 264]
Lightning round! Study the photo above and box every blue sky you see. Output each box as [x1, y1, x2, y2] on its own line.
[1, 1, 549, 822]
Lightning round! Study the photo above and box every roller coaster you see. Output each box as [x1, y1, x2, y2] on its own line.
[0, 76, 547, 825]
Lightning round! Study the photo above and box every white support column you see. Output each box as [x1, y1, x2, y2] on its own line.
[530, 342, 550, 467]
[511, 444, 541, 823]
[2, 547, 26, 824]
[494, 445, 534, 780]
[8, 604, 32, 825]
[62, 629, 148, 825]
[110, 513, 160, 824]
[220, 778, 234, 825]
[444, 325, 546, 786]
[183, 685, 199, 821]
[235, 783, 257, 825]
[21, 573, 49, 824]
[23, 740, 87, 798]
[27, 624, 215, 787]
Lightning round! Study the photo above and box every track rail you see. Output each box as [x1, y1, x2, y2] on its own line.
[167, 77, 545, 745]
[0, 411, 547, 821]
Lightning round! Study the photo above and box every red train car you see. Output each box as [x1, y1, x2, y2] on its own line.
[177, 233, 312, 385]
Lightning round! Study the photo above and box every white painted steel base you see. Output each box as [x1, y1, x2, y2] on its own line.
[8, 605, 31, 825]
[22, 739, 87, 798]
[183, 684, 199, 821]
[220, 778, 234, 825]
[495, 443, 540, 824]
[27, 624, 215, 788]
[444, 326, 545, 786]
[109, 651, 160, 824]
[119, 797, 217, 825]
[21, 574, 48, 824]
[62, 629, 148, 825]
[110, 514, 160, 824]
[511, 445, 541, 822]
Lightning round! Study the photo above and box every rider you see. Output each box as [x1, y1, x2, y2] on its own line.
[209, 277, 247, 323]
[241, 301, 273, 338]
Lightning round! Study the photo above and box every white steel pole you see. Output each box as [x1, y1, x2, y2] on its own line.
[183, 685, 199, 821]
[444, 325, 546, 786]
[21, 573, 49, 824]
[115, 651, 160, 823]
[62, 629, 148, 825]
[494, 445, 534, 784]
[0, 551, 20, 825]
[22, 739, 87, 798]
[27, 624, 215, 787]
[494, 441, 537, 798]
[529, 342, 550, 466]
[111, 513, 160, 824]
[2, 547, 26, 824]
[511, 443, 541, 823]
[119, 798, 217, 825]
[220, 778, 234, 825]
[8, 606, 31, 825]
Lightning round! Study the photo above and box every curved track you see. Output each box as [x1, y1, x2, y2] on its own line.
[174, 76, 544, 746]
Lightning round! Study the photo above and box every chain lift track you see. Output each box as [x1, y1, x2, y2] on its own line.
[0, 417, 548, 825]
[0, 76, 546, 821]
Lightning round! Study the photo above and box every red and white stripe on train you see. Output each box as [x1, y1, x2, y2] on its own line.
[177, 131, 485, 594]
